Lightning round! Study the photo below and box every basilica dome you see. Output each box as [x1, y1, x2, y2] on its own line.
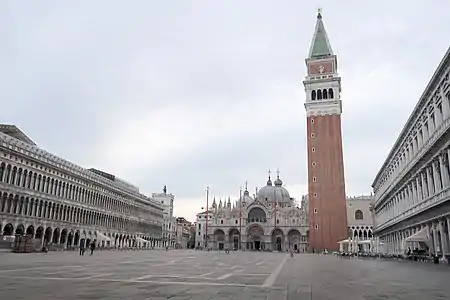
[256, 174, 291, 203]
[240, 189, 254, 204]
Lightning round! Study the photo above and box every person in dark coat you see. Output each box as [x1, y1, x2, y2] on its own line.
[90, 241, 96, 255]
[79, 242, 85, 256]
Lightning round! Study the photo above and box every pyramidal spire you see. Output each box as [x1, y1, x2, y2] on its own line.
[308, 8, 333, 59]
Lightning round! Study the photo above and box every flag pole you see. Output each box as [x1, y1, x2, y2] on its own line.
[205, 186, 209, 249]
[239, 186, 242, 250]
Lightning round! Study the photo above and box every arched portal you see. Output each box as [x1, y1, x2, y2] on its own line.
[52, 228, 60, 244]
[213, 229, 225, 250]
[60, 229, 68, 245]
[228, 228, 240, 250]
[271, 228, 284, 251]
[247, 225, 264, 251]
[74, 231, 80, 246]
[288, 229, 301, 252]
[35, 226, 44, 239]
[67, 231, 74, 247]
[3, 223, 14, 236]
[44, 227, 52, 244]
[15, 224, 25, 236]
[248, 207, 266, 223]
[26, 225, 35, 237]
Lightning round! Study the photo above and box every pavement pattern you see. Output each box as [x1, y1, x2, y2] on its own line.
[0, 250, 449, 299]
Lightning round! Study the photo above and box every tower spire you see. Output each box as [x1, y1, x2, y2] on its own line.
[308, 8, 333, 58]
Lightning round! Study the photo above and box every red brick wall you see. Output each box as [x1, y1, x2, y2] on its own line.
[307, 114, 348, 251]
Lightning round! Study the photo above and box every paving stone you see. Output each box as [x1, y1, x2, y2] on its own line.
[0, 250, 449, 299]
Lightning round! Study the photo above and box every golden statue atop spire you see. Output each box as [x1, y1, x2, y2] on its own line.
[317, 7, 322, 19]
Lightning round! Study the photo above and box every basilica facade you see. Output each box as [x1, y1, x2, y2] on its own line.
[196, 173, 309, 252]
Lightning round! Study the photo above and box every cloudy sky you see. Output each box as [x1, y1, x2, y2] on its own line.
[1, 1, 449, 221]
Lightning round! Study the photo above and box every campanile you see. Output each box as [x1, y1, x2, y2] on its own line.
[304, 10, 348, 251]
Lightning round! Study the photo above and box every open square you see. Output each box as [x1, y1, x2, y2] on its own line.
[0, 250, 449, 299]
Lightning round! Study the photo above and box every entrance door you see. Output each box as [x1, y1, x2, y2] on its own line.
[233, 237, 239, 250]
[276, 237, 282, 251]
[254, 241, 261, 250]
[219, 243, 224, 250]
[294, 244, 298, 251]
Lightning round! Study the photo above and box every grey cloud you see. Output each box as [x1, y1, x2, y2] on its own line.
[1, 0, 450, 217]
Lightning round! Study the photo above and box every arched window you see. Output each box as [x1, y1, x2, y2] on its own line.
[322, 89, 328, 99]
[317, 89, 322, 100]
[311, 90, 316, 100]
[328, 88, 334, 99]
[355, 210, 363, 220]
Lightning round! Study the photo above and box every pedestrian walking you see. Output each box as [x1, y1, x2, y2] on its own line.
[79, 243, 85, 256]
[90, 241, 96, 255]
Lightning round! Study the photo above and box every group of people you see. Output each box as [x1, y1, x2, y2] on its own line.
[79, 241, 96, 256]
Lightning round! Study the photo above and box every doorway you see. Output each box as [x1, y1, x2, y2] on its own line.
[276, 237, 282, 251]
[254, 241, 261, 250]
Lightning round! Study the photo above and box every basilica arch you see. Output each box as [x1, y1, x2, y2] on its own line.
[247, 207, 267, 223]
[271, 228, 284, 251]
[213, 229, 225, 250]
[288, 229, 303, 252]
[228, 228, 240, 250]
[246, 224, 265, 250]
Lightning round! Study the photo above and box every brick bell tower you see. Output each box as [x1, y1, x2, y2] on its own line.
[304, 9, 348, 252]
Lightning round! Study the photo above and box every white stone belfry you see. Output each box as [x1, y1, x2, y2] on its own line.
[303, 10, 342, 117]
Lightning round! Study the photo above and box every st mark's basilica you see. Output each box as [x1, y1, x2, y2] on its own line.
[196, 172, 309, 252]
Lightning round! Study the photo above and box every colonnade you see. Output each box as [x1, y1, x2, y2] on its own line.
[379, 216, 450, 256]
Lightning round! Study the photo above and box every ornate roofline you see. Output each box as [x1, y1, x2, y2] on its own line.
[371, 47, 450, 187]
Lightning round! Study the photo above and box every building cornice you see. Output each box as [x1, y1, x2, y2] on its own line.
[372, 47, 450, 187]
[0, 135, 164, 211]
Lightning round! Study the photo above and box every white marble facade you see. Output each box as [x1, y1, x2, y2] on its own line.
[153, 190, 177, 248]
[344, 195, 376, 253]
[372, 48, 450, 257]
[196, 173, 309, 252]
[0, 125, 165, 251]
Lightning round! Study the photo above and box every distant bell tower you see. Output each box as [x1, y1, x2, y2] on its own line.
[303, 9, 348, 252]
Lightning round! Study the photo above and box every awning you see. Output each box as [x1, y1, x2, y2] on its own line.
[404, 228, 429, 243]
[359, 240, 372, 244]
[136, 237, 147, 244]
[97, 232, 111, 242]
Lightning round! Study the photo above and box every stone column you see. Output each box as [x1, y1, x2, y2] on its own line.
[411, 182, 417, 206]
[428, 113, 435, 134]
[416, 177, 423, 202]
[422, 123, 429, 143]
[426, 166, 434, 196]
[435, 103, 443, 128]
[439, 154, 449, 189]
[439, 220, 448, 256]
[417, 132, 422, 150]
[432, 161, 441, 192]
[432, 224, 440, 254]
[441, 91, 450, 120]
[421, 171, 428, 198]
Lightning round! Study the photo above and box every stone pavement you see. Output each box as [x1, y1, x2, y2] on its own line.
[0, 250, 448, 299]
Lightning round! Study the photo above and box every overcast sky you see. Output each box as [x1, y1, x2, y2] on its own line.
[1, 1, 449, 221]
